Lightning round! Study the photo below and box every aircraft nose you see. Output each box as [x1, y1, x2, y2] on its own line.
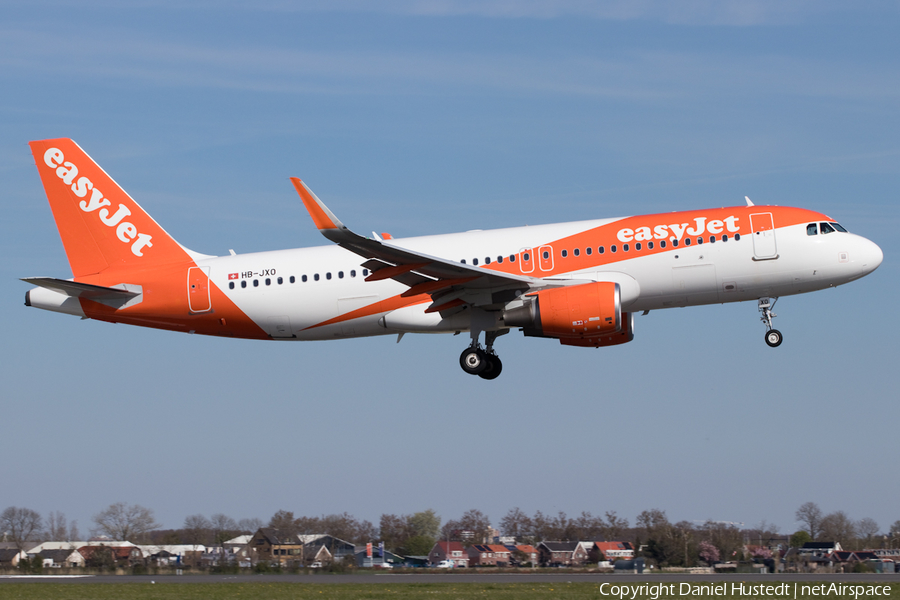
[858, 237, 883, 275]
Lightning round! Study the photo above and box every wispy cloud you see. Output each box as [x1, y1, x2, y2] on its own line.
[2, 25, 898, 103]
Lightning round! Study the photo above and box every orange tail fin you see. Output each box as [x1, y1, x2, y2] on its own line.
[29, 138, 194, 277]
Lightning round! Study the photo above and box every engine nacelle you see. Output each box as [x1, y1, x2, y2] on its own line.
[503, 282, 632, 346]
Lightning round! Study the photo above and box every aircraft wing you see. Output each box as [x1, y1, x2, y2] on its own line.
[291, 178, 541, 312]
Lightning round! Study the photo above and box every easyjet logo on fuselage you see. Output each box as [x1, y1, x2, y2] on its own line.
[43, 148, 153, 257]
[616, 215, 741, 243]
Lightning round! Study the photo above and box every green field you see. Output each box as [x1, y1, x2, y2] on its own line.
[0, 582, 897, 600]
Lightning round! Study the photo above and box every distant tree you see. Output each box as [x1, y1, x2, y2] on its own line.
[819, 511, 856, 546]
[700, 521, 743, 561]
[91, 503, 160, 542]
[572, 511, 604, 541]
[238, 517, 263, 533]
[891, 520, 900, 537]
[183, 514, 212, 546]
[457, 509, 492, 544]
[856, 518, 879, 549]
[268, 510, 298, 536]
[698, 540, 720, 565]
[750, 546, 773, 560]
[405, 534, 436, 556]
[379, 513, 410, 553]
[83, 545, 116, 570]
[1, 506, 43, 551]
[408, 510, 441, 541]
[210, 514, 238, 545]
[499, 507, 532, 541]
[601, 511, 629, 541]
[789, 530, 812, 548]
[795, 502, 823, 540]
[45, 511, 69, 542]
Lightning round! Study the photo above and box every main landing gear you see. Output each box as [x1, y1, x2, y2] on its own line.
[758, 297, 783, 348]
[459, 330, 505, 380]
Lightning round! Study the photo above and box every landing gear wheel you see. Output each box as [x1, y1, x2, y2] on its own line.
[478, 355, 503, 380]
[765, 329, 783, 348]
[460, 347, 488, 375]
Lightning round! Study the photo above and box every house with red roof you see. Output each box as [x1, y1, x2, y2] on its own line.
[428, 541, 468, 567]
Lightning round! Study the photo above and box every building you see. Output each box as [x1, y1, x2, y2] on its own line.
[594, 541, 635, 561]
[428, 541, 468, 567]
[467, 544, 512, 566]
[537, 541, 588, 566]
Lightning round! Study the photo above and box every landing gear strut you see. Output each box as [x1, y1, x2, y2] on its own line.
[758, 297, 783, 347]
[459, 329, 505, 379]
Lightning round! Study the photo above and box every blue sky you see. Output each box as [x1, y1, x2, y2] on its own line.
[2, 1, 898, 538]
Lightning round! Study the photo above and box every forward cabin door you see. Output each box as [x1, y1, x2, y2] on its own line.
[750, 212, 778, 260]
[187, 266, 212, 313]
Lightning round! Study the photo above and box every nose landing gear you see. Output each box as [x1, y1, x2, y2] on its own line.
[758, 297, 782, 347]
[459, 329, 505, 379]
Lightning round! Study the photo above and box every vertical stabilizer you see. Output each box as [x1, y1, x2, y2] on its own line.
[29, 138, 194, 277]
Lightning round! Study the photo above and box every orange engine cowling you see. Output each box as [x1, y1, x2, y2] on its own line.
[503, 282, 633, 346]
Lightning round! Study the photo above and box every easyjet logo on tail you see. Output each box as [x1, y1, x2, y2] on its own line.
[43, 148, 153, 257]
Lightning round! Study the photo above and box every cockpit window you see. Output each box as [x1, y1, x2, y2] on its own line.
[807, 223, 818, 236]
[820, 222, 836, 234]
[831, 222, 848, 233]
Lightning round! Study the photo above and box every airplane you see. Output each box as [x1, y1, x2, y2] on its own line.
[23, 138, 883, 379]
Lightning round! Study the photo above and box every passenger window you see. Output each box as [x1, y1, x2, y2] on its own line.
[229, 282, 234, 289]
[290, 276, 296, 283]
[253, 280, 259, 287]
[473, 258, 479, 266]
[509, 255, 516, 262]
[586, 247, 592, 255]
[485, 257, 491, 264]
[241, 281, 247, 288]
[722, 235, 728, 242]
[820, 222, 835, 234]
[363, 269, 369, 276]
[542, 251, 549, 259]
[807, 223, 818, 236]
[611, 245, 617, 253]
[660, 240, 666, 249]
[561, 250, 568, 258]
[635, 242, 642, 251]
[574, 248, 580, 257]
[648, 241, 654, 250]
[326, 272, 332, 280]
[522, 253, 529, 261]
[350, 270, 356, 277]
[314, 274, 320, 281]
[672, 239, 678, 247]
[709, 236, 716, 243]
[265, 278, 271, 285]
[684, 238, 691, 246]
[277, 277, 283, 284]
[461, 259, 466, 264]
[338, 271, 344, 279]
[497, 256, 503, 263]
[734, 233, 741, 241]
[623, 244, 629, 252]
[598, 247, 605, 254]
[697, 237, 703, 245]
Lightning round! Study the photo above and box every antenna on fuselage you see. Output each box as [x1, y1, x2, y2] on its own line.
[745, 196, 755, 206]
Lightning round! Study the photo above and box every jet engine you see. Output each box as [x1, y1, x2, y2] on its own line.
[502, 281, 634, 347]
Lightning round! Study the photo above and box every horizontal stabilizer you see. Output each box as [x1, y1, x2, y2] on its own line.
[22, 277, 142, 309]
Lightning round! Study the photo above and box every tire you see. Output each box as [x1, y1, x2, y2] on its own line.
[479, 355, 503, 380]
[765, 329, 783, 348]
[459, 348, 488, 374]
